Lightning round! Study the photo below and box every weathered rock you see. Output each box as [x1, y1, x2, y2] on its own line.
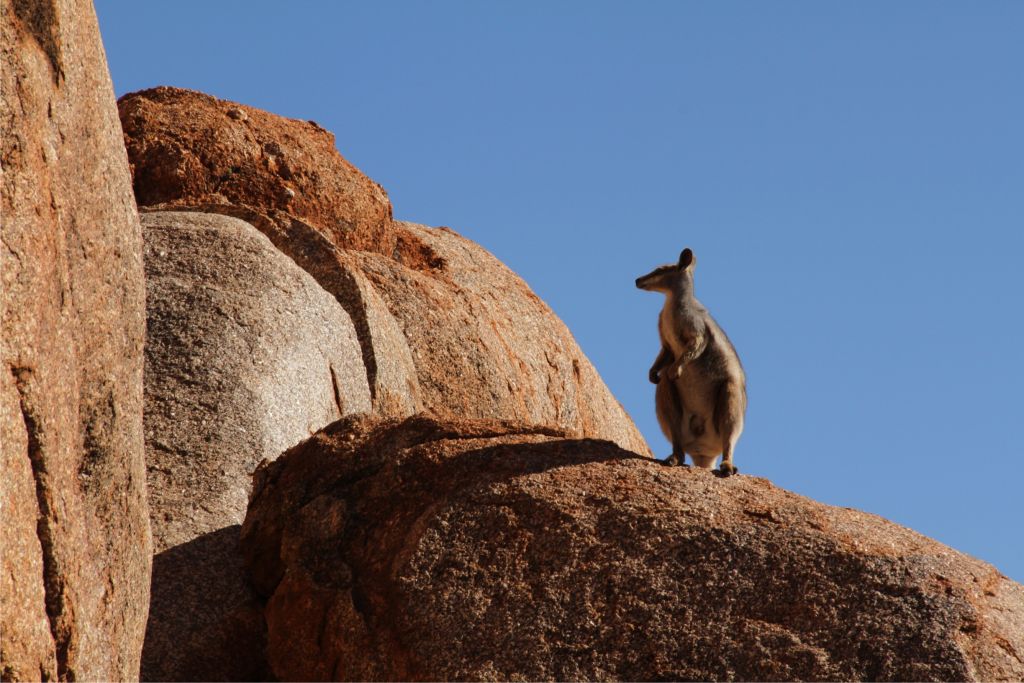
[140, 210, 371, 680]
[118, 86, 400, 257]
[166, 203, 425, 419]
[242, 415, 1024, 682]
[349, 222, 651, 454]
[0, 0, 151, 679]
[118, 90, 650, 454]
[142, 210, 371, 549]
[236, 211, 642, 450]
[0, 380, 55, 680]
[309, 248, 423, 418]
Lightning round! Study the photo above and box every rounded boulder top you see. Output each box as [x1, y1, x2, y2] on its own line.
[118, 85, 396, 255]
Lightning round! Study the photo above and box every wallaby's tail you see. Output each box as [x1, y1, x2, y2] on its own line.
[691, 455, 717, 469]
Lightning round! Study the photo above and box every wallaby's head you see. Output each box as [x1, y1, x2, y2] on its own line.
[635, 248, 696, 293]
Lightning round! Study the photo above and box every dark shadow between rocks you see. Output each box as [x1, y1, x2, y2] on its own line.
[417, 436, 653, 494]
[142, 525, 272, 682]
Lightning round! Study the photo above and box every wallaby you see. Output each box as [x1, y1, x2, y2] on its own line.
[635, 248, 747, 476]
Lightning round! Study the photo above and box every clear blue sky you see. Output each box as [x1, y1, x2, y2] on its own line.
[94, 1, 1024, 582]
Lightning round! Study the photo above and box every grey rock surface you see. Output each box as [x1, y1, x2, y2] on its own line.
[140, 210, 370, 680]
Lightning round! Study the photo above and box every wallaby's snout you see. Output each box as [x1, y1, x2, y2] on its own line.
[635, 269, 668, 292]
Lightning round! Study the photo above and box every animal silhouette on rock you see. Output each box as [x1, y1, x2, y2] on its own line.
[636, 248, 746, 475]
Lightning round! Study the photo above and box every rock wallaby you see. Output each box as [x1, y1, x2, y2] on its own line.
[635, 248, 747, 475]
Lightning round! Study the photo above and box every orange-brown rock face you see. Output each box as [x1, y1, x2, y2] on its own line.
[1, 0, 151, 679]
[117, 86, 651, 681]
[119, 87, 650, 456]
[350, 222, 650, 455]
[241, 415, 1024, 682]
[118, 86, 396, 256]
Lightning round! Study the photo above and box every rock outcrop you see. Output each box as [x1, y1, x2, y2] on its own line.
[1, 0, 151, 679]
[8, 6, 1019, 682]
[241, 415, 1024, 682]
[140, 211, 371, 680]
[349, 222, 649, 455]
[118, 86, 397, 256]
[118, 87, 651, 456]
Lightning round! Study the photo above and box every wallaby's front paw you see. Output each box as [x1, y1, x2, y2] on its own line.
[716, 462, 738, 477]
[662, 453, 688, 467]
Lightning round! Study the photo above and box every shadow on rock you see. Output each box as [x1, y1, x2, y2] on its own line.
[142, 525, 272, 682]
[239, 414, 1024, 682]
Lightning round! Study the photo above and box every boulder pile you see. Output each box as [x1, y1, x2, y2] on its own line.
[2, 5, 1022, 680]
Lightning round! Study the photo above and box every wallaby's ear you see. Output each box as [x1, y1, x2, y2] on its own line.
[678, 248, 695, 269]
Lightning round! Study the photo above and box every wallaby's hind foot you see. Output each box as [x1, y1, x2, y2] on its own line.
[713, 381, 745, 479]
[661, 453, 689, 467]
[716, 462, 738, 477]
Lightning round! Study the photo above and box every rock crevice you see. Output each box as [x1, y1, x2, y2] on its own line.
[12, 374, 63, 677]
